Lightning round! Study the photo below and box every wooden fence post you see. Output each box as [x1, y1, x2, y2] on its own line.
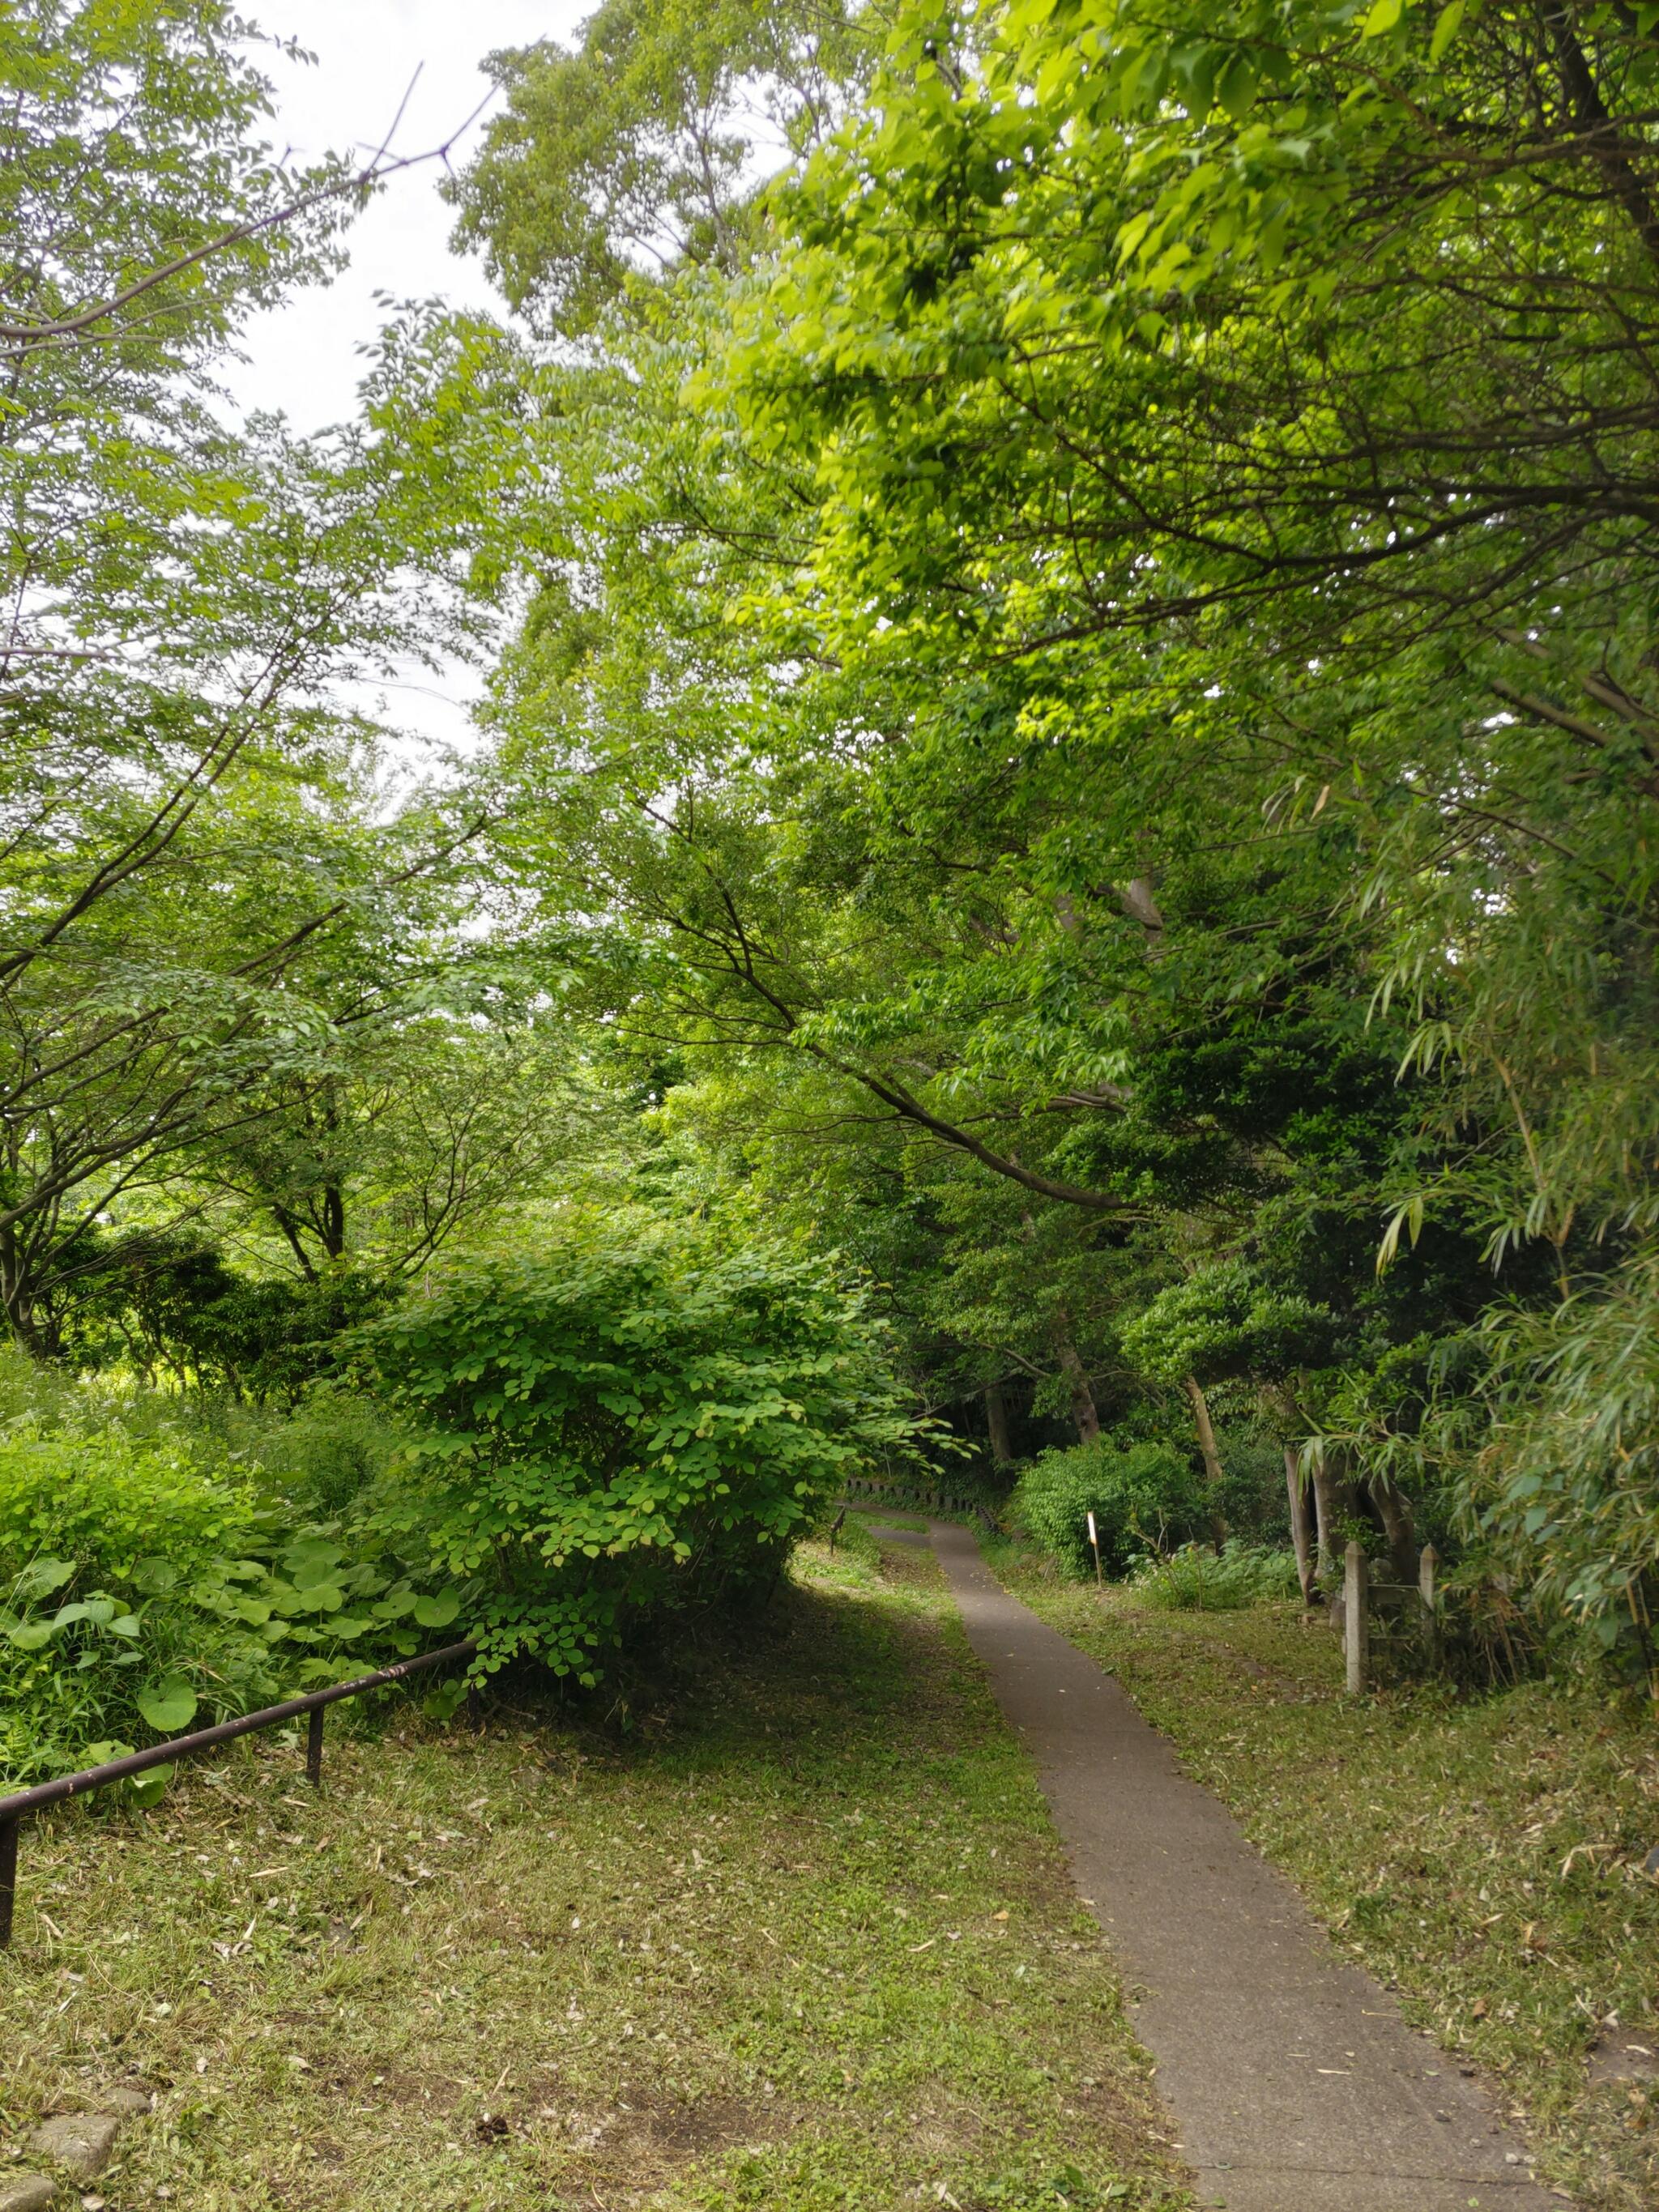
[1344, 1541, 1370, 1694]
[1418, 1543, 1439, 1669]
[1285, 1447, 1314, 1607]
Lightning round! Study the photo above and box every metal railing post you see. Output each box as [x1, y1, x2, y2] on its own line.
[0, 1816, 16, 1950]
[306, 1706, 325, 1788]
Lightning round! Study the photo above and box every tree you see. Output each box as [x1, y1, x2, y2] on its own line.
[0, 7, 523, 1351]
[450, 0, 1659, 1649]
[448, 0, 872, 336]
[203, 982, 611, 1287]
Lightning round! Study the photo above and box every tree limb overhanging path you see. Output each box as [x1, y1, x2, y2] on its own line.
[876, 1521, 1562, 2212]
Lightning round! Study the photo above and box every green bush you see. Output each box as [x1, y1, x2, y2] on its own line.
[1011, 1439, 1208, 1578]
[0, 1388, 459, 1788]
[241, 1385, 407, 1515]
[0, 1425, 258, 1584]
[359, 1222, 936, 1681]
[1217, 1434, 1292, 1545]
[1129, 1539, 1302, 1612]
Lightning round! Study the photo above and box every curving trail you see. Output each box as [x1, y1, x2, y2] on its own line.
[876, 1519, 1563, 2212]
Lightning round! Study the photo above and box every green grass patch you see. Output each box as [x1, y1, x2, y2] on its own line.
[0, 1540, 1191, 2211]
[990, 1543, 1659, 2212]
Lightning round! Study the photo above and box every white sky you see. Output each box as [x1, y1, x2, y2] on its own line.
[227, 4, 591, 753]
[231, 1, 586, 430]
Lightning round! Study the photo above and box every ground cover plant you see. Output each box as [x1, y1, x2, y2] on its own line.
[1125, 1540, 1302, 1613]
[0, 1535, 1193, 2212]
[990, 1546, 1659, 2212]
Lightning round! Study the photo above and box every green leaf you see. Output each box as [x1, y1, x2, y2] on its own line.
[1362, 0, 1405, 33]
[52, 1599, 115, 1630]
[1216, 53, 1258, 121]
[136, 1677, 198, 1733]
[421, 1677, 468, 1723]
[1429, 0, 1465, 61]
[7, 1621, 55, 1650]
[128, 1765, 174, 1809]
[17, 1556, 75, 1598]
[284, 1540, 347, 1590]
[412, 1590, 461, 1630]
[82, 1740, 135, 1769]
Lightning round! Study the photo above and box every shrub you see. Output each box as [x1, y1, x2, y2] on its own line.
[1468, 1259, 1659, 1682]
[0, 1392, 459, 1788]
[1011, 1439, 1208, 1578]
[359, 1223, 936, 1681]
[0, 1425, 258, 1585]
[1129, 1539, 1302, 1612]
[241, 1385, 407, 1515]
[1216, 1434, 1292, 1546]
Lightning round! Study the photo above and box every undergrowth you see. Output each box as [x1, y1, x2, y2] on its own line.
[1127, 1540, 1302, 1612]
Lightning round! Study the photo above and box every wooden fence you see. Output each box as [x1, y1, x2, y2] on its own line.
[1340, 1539, 1440, 1694]
[840, 1476, 998, 1534]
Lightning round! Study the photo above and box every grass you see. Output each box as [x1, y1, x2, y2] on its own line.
[990, 1542, 1659, 2212]
[0, 1536, 1192, 2212]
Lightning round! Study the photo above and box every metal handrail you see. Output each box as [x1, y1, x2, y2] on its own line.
[0, 1635, 477, 1948]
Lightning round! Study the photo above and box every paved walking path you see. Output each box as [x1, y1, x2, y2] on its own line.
[886, 1520, 1563, 2212]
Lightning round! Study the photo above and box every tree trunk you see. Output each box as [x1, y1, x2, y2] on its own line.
[1055, 1317, 1100, 1444]
[321, 1183, 346, 1261]
[1311, 1458, 1338, 1579]
[1183, 1375, 1228, 1548]
[1374, 1475, 1418, 1583]
[0, 1221, 55, 1358]
[271, 1204, 319, 1283]
[1285, 1446, 1316, 1606]
[984, 1383, 1014, 1468]
[1183, 1375, 1225, 1484]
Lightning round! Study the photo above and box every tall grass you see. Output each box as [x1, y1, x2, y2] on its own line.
[1128, 1540, 1301, 1612]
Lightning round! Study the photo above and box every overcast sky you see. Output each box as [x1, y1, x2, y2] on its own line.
[227, 4, 590, 749]
[229, 1, 586, 429]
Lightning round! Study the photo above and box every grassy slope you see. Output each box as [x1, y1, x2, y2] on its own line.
[0, 1535, 1191, 2212]
[992, 1545, 1659, 2212]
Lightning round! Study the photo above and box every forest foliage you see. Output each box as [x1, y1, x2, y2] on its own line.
[4, 0, 1659, 1774]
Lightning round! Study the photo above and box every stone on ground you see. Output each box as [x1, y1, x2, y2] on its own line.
[0, 2175, 59, 2210]
[25, 2116, 118, 2182]
[86, 2089, 150, 2118]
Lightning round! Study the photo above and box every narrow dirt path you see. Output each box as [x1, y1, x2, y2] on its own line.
[904, 1520, 1563, 2212]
